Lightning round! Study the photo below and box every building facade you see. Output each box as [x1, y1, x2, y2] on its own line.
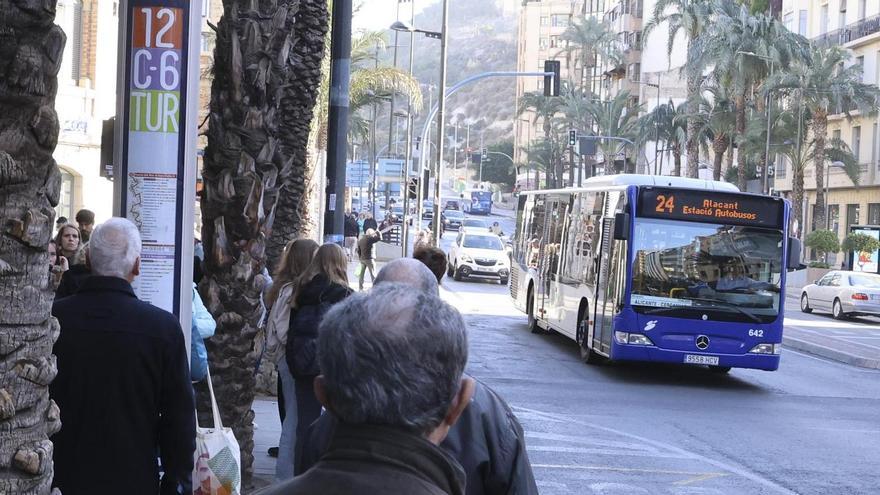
[776, 0, 880, 263]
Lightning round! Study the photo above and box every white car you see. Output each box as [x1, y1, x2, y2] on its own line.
[460, 218, 490, 233]
[447, 231, 510, 284]
[801, 271, 880, 319]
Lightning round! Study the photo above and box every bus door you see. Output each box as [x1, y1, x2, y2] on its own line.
[545, 195, 571, 330]
[591, 191, 623, 355]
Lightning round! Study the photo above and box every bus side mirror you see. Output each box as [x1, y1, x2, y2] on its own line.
[613, 212, 630, 241]
[787, 237, 803, 271]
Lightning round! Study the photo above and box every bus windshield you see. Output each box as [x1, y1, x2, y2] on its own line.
[630, 218, 784, 323]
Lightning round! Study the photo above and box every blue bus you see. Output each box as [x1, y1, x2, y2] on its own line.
[509, 175, 802, 372]
[463, 189, 493, 215]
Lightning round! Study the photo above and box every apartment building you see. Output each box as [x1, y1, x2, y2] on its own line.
[775, 0, 880, 261]
[53, 0, 119, 224]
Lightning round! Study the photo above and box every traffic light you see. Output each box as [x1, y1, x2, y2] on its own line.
[568, 129, 577, 147]
[481, 148, 488, 162]
[407, 178, 418, 199]
[544, 60, 561, 97]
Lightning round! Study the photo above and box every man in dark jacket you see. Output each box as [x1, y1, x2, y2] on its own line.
[300, 260, 539, 495]
[343, 211, 360, 260]
[257, 284, 475, 495]
[362, 212, 378, 232]
[51, 218, 195, 495]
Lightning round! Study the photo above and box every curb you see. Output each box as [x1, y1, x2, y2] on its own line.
[782, 335, 880, 369]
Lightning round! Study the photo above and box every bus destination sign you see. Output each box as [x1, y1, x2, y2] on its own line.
[638, 187, 784, 228]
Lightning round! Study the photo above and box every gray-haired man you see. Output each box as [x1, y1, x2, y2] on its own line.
[51, 218, 195, 494]
[299, 260, 539, 495]
[258, 284, 475, 495]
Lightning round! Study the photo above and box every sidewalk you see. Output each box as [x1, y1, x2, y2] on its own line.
[783, 292, 880, 369]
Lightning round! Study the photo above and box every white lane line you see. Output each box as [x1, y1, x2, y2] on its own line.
[533, 463, 727, 485]
[805, 426, 880, 434]
[515, 406, 799, 495]
[529, 445, 692, 459]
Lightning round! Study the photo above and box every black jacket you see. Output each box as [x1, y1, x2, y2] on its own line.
[50, 276, 195, 495]
[285, 274, 352, 377]
[363, 218, 379, 232]
[55, 263, 91, 298]
[301, 379, 538, 495]
[344, 215, 360, 237]
[256, 424, 465, 495]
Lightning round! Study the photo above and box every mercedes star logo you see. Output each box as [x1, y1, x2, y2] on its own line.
[695, 335, 710, 350]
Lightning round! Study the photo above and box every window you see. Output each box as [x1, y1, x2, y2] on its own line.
[833, 129, 842, 143]
[201, 32, 212, 53]
[859, 0, 866, 20]
[856, 56, 865, 82]
[846, 204, 860, 233]
[202, 0, 209, 17]
[539, 37, 549, 50]
[874, 122, 879, 167]
[853, 125, 862, 161]
[830, 204, 840, 234]
[839, 1, 847, 31]
[799, 10, 808, 35]
[821, 4, 829, 34]
[71, 0, 83, 82]
[783, 12, 794, 32]
[551, 14, 568, 27]
[549, 36, 560, 49]
[776, 156, 787, 179]
[868, 203, 880, 224]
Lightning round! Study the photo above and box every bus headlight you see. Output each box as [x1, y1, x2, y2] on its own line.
[615, 332, 654, 346]
[749, 343, 781, 355]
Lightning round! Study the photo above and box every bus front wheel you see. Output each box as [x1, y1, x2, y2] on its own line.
[578, 313, 605, 365]
[527, 289, 541, 334]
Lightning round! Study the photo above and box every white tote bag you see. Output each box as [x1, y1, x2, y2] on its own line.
[193, 369, 242, 495]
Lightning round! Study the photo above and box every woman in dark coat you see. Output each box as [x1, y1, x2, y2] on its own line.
[285, 243, 352, 474]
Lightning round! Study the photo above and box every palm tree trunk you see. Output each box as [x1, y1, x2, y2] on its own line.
[685, 48, 701, 178]
[735, 92, 748, 190]
[266, 0, 329, 265]
[673, 146, 682, 177]
[198, 0, 326, 482]
[0, 4, 65, 493]
[712, 135, 728, 182]
[792, 160, 805, 238]
[725, 140, 735, 181]
[812, 110, 829, 231]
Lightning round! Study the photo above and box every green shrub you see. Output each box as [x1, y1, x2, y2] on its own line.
[841, 233, 880, 255]
[804, 230, 840, 261]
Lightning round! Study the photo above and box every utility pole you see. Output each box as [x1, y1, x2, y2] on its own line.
[452, 122, 459, 172]
[324, 0, 353, 240]
[401, 0, 416, 257]
[431, 0, 449, 245]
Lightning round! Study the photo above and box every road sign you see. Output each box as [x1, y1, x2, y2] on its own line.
[346, 160, 370, 187]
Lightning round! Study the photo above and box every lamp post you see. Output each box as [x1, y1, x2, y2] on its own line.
[737, 50, 774, 195]
[631, 80, 661, 174]
[392, 4, 448, 246]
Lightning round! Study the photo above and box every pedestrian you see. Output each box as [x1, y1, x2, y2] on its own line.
[50, 218, 195, 494]
[344, 211, 360, 261]
[48, 239, 69, 290]
[490, 221, 504, 236]
[190, 283, 215, 383]
[55, 225, 90, 298]
[75, 208, 95, 243]
[414, 229, 434, 251]
[56, 215, 68, 228]
[356, 228, 381, 291]
[357, 212, 366, 234]
[256, 284, 475, 495]
[363, 211, 378, 233]
[263, 238, 319, 478]
[414, 246, 448, 284]
[286, 243, 353, 475]
[300, 260, 539, 495]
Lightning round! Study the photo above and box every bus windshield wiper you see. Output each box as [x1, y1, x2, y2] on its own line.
[679, 296, 762, 323]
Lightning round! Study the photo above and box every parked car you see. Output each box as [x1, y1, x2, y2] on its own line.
[801, 271, 880, 319]
[447, 231, 510, 284]
[460, 218, 489, 233]
[422, 200, 435, 219]
[389, 206, 405, 224]
[442, 209, 465, 230]
[443, 198, 462, 211]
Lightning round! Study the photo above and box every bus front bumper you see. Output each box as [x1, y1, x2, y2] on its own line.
[611, 342, 781, 371]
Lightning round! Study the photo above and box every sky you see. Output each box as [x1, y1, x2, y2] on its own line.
[353, 0, 434, 31]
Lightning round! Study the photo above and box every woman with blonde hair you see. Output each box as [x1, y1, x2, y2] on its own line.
[264, 238, 319, 479]
[285, 243, 352, 475]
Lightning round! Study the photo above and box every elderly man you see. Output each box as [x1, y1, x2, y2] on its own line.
[299, 260, 539, 495]
[259, 284, 475, 495]
[51, 218, 195, 494]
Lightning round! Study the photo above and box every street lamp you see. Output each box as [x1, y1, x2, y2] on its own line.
[825, 160, 846, 231]
[392, 3, 448, 246]
[737, 50, 774, 195]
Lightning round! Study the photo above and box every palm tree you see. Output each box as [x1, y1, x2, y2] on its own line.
[199, 0, 329, 481]
[768, 43, 880, 230]
[639, 101, 687, 176]
[585, 92, 641, 174]
[644, 0, 713, 178]
[0, 3, 65, 493]
[518, 91, 564, 185]
[705, 1, 803, 190]
[559, 16, 622, 92]
[691, 79, 736, 181]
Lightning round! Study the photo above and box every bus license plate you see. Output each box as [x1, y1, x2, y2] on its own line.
[684, 355, 719, 365]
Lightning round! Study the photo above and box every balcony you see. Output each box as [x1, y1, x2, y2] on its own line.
[814, 14, 880, 47]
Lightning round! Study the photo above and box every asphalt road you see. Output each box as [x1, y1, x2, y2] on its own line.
[433, 211, 880, 495]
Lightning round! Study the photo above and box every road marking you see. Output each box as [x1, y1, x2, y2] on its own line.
[805, 426, 880, 434]
[529, 445, 692, 459]
[516, 406, 799, 495]
[534, 464, 727, 485]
